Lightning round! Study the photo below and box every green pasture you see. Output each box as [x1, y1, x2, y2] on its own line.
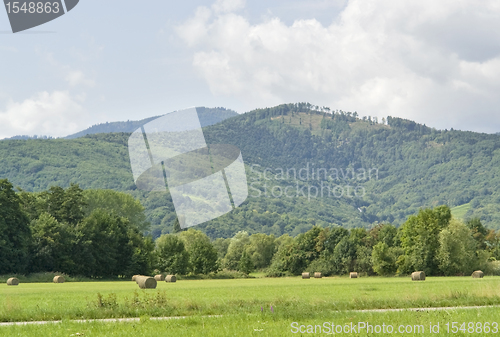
[1, 276, 500, 326]
[3, 307, 500, 336]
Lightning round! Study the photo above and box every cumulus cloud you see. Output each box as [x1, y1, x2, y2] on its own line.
[177, 0, 500, 132]
[0, 91, 86, 139]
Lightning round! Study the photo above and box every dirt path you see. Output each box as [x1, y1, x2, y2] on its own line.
[1, 305, 498, 327]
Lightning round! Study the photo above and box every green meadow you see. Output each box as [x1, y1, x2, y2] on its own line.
[4, 308, 500, 336]
[1, 276, 500, 335]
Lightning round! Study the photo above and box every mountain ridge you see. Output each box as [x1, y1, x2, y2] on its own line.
[1, 103, 499, 239]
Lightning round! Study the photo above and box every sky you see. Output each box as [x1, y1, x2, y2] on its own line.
[1, 0, 500, 139]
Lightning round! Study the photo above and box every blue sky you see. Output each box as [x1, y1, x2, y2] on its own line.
[1, 0, 500, 138]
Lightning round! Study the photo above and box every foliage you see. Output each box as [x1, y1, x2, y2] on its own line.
[83, 189, 149, 231]
[29, 212, 75, 273]
[371, 242, 398, 276]
[74, 210, 135, 277]
[246, 233, 276, 269]
[222, 231, 250, 270]
[179, 229, 218, 274]
[238, 250, 254, 274]
[397, 205, 451, 275]
[4, 103, 500, 239]
[155, 234, 189, 275]
[0, 179, 31, 273]
[16, 183, 154, 277]
[437, 219, 479, 276]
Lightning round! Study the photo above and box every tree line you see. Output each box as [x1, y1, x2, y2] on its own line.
[147, 204, 500, 277]
[1, 180, 499, 278]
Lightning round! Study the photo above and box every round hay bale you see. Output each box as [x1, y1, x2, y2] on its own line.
[53, 275, 65, 283]
[165, 275, 177, 283]
[301, 272, 310, 279]
[132, 275, 141, 282]
[7, 277, 19, 286]
[411, 271, 425, 281]
[154, 274, 165, 281]
[136, 276, 157, 289]
[472, 270, 484, 278]
[314, 272, 322, 279]
[349, 272, 358, 279]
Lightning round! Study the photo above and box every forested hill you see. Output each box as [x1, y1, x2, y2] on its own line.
[1, 103, 500, 238]
[64, 107, 238, 139]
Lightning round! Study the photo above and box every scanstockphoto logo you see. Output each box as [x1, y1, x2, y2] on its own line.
[3, 0, 79, 33]
[128, 107, 248, 230]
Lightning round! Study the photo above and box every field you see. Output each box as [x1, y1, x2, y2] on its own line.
[451, 203, 471, 220]
[2, 276, 500, 336]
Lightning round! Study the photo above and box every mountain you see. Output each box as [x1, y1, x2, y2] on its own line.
[5, 135, 54, 140]
[64, 107, 238, 139]
[1, 103, 500, 239]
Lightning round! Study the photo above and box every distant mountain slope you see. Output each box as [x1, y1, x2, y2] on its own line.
[64, 107, 238, 139]
[1, 103, 500, 238]
[5, 135, 54, 140]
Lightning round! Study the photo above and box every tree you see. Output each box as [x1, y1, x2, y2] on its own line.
[437, 219, 478, 276]
[238, 250, 254, 275]
[74, 209, 133, 277]
[0, 179, 31, 273]
[277, 241, 307, 275]
[179, 229, 218, 274]
[155, 234, 189, 275]
[466, 218, 488, 250]
[213, 237, 231, 260]
[44, 184, 86, 226]
[331, 236, 357, 274]
[246, 233, 276, 269]
[223, 231, 250, 270]
[397, 205, 451, 275]
[321, 227, 349, 256]
[29, 212, 75, 273]
[368, 224, 398, 247]
[372, 242, 398, 276]
[173, 217, 182, 233]
[126, 233, 155, 277]
[83, 189, 149, 231]
[295, 226, 324, 264]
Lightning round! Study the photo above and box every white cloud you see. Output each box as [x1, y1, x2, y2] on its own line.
[65, 70, 96, 87]
[41, 51, 96, 88]
[212, 0, 245, 14]
[0, 91, 86, 139]
[177, 0, 500, 132]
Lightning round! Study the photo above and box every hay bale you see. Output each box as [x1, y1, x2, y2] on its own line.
[411, 271, 425, 281]
[154, 274, 165, 281]
[472, 270, 484, 278]
[301, 272, 310, 279]
[314, 272, 322, 279]
[132, 275, 141, 282]
[7, 277, 19, 286]
[53, 275, 65, 283]
[349, 272, 358, 279]
[136, 276, 157, 289]
[165, 275, 177, 283]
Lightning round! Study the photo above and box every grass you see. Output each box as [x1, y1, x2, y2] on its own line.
[1, 276, 500, 324]
[4, 308, 500, 336]
[451, 203, 471, 220]
[0, 272, 95, 283]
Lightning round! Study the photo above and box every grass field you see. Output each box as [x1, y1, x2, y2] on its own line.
[2, 276, 500, 336]
[451, 203, 471, 220]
